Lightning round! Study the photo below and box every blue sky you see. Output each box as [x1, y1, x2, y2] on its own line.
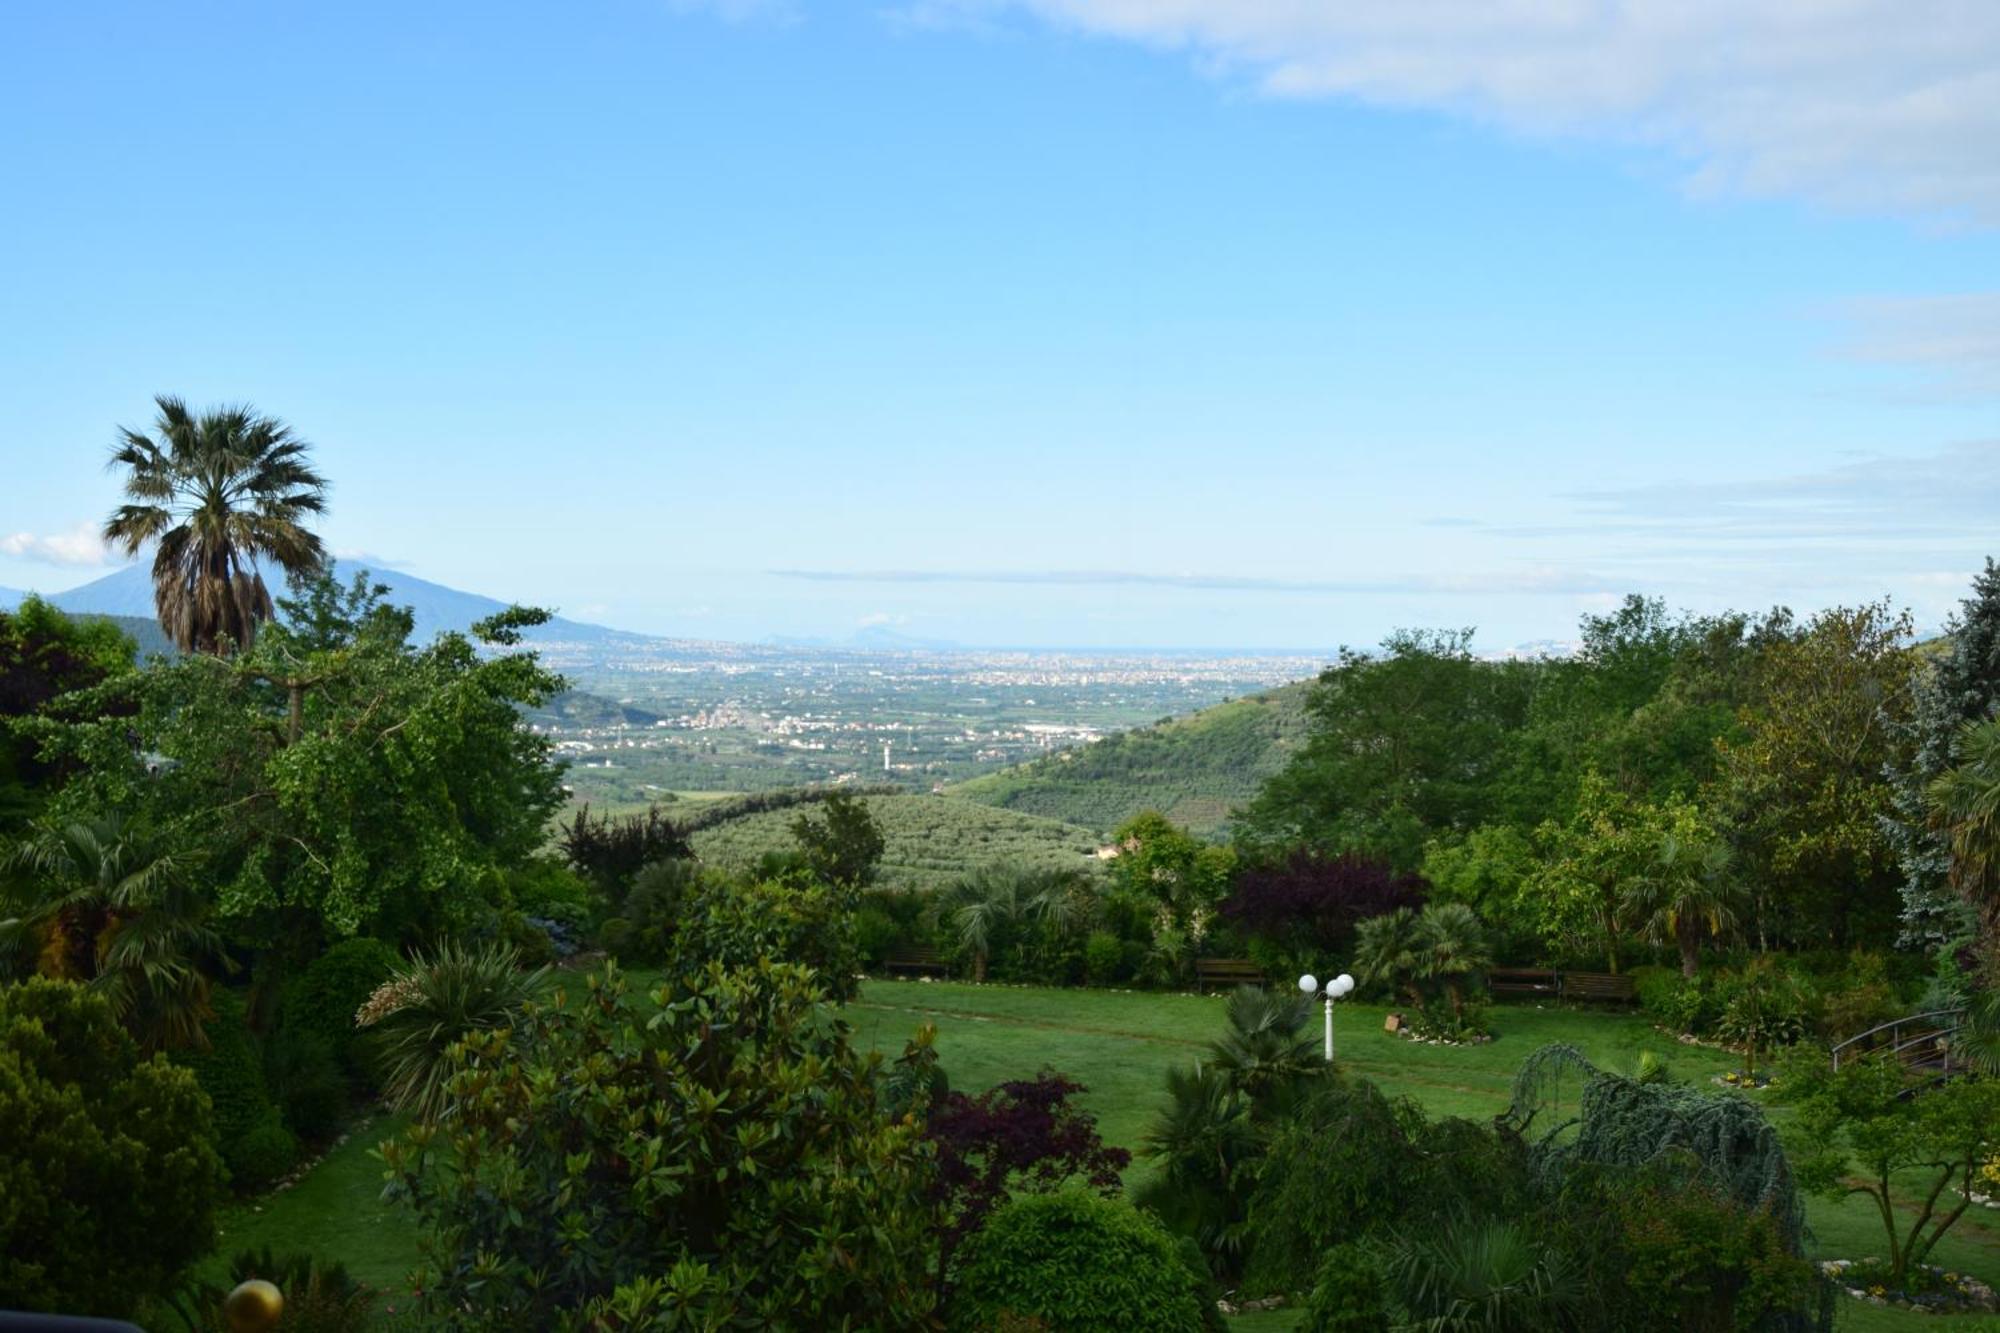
[2, 1, 1996, 650]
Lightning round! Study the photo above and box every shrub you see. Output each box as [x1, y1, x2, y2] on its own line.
[0, 977, 224, 1316]
[603, 856, 702, 965]
[264, 1032, 347, 1141]
[495, 907, 557, 967]
[950, 1191, 1209, 1333]
[280, 937, 399, 1086]
[1084, 930, 1125, 986]
[228, 1110, 301, 1191]
[927, 1070, 1131, 1280]
[1301, 1244, 1391, 1333]
[1632, 964, 1714, 1034]
[855, 905, 905, 967]
[668, 868, 863, 1001]
[384, 961, 936, 1329]
[1714, 959, 1815, 1076]
[178, 987, 287, 1188]
[557, 802, 692, 894]
[1811, 950, 1903, 1042]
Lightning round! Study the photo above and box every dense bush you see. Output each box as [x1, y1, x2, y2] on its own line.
[0, 977, 224, 1316]
[1221, 850, 1427, 974]
[950, 1190, 1209, 1333]
[557, 802, 692, 894]
[264, 1032, 347, 1141]
[1301, 1244, 1391, 1333]
[1714, 959, 1816, 1076]
[280, 936, 398, 1087]
[178, 987, 296, 1188]
[1633, 963, 1715, 1034]
[385, 961, 936, 1329]
[1083, 929, 1125, 985]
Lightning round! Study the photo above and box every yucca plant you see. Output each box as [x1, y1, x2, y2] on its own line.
[356, 940, 548, 1122]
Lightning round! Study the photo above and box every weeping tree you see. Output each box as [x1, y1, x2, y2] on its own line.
[1506, 1044, 1807, 1261]
[103, 395, 329, 656]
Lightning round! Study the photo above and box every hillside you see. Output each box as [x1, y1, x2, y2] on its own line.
[688, 792, 1104, 891]
[945, 679, 1315, 836]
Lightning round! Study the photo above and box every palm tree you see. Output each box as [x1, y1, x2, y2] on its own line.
[1415, 902, 1493, 1019]
[1207, 984, 1318, 1114]
[943, 864, 1073, 983]
[0, 815, 221, 1051]
[1623, 830, 1742, 978]
[1133, 1062, 1259, 1274]
[1354, 907, 1426, 1007]
[1930, 716, 2000, 936]
[1380, 1216, 1581, 1332]
[103, 395, 328, 655]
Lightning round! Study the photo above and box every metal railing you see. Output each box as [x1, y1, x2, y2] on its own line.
[1829, 1008, 1965, 1073]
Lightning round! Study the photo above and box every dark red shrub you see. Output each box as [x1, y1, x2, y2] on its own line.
[1221, 850, 1428, 954]
[926, 1070, 1131, 1283]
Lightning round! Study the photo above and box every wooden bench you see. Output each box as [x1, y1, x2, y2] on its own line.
[1488, 967, 1560, 999]
[1194, 958, 1266, 992]
[1560, 971, 1637, 1003]
[883, 945, 949, 978]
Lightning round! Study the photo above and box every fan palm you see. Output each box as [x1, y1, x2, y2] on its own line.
[943, 864, 1046, 982]
[1207, 983, 1318, 1114]
[1415, 902, 1493, 1019]
[1623, 829, 1741, 979]
[1380, 1216, 1581, 1332]
[1134, 1062, 1259, 1273]
[1930, 716, 2000, 937]
[1354, 907, 1426, 1007]
[103, 395, 328, 655]
[0, 815, 221, 1051]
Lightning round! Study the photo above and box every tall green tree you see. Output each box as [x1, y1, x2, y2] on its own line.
[103, 395, 328, 655]
[20, 574, 565, 952]
[1887, 560, 2000, 950]
[1621, 804, 1742, 978]
[790, 789, 885, 886]
[0, 598, 135, 837]
[1235, 630, 1539, 869]
[1717, 601, 1915, 950]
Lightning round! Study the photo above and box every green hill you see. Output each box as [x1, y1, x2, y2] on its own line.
[688, 792, 1105, 891]
[945, 679, 1315, 836]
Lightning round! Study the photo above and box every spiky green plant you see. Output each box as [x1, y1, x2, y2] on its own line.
[1379, 1216, 1581, 1332]
[357, 940, 547, 1122]
[1206, 984, 1317, 1115]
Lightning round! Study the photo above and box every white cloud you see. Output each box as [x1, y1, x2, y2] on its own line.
[1839, 293, 2000, 397]
[944, 0, 2000, 224]
[0, 522, 112, 568]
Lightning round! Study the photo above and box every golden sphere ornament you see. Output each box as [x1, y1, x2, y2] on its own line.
[223, 1278, 285, 1332]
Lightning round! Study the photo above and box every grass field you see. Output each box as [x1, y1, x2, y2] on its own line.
[216, 979, 2000, 1330]
[688, 792, 1105, 890]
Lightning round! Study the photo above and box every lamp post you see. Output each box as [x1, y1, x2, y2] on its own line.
[1298, 971, 1355, 1062]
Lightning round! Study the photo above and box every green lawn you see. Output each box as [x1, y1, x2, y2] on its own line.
[215, 979, 2000, 1330]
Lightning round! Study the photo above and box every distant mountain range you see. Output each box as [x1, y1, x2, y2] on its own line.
[1, 560, 649, 647]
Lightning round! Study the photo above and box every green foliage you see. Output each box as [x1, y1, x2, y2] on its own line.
[1084, 929, 1125, 985]
[384, 961, 937, 1330]
[21, 570, 567, 945]
[791, 788, 887, 885]
[264, 1031, 347, 1141]
[1206, 984, 1319, 1119]
[177, 987, 295, 1189]
[0, 977, 224, 1316]
[1378, 1216, 1582, 1332]
[1240, 1076, 1419, 1293]
[670, 868, 866, 1001]
[1886, 558, 2000, 950]
[356, 940, 548, 1124]
[1236, 629, 1539, 869]
[1301, 1244, 1391, 1333]
[279, 936, 398, 1087]
[1928, 715, 2000, 972]
[690, 791, 1103, 892]
[1714, 958, 1816, 1077]
[1778, 1050, 2000, 1288]
[1716, 601, 1915, 951]
[0, 596, 136, 837]
[1507, 1044, 1806, 1258]
[1133, 1063, 1259, 1276]
[1632, 964, 1715, 1034]
[949, 1190, 1209, 1333]
[0, 812, 222, 1051]
[950, 682, 1313, 836]
[942, 863, 1098, 985]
